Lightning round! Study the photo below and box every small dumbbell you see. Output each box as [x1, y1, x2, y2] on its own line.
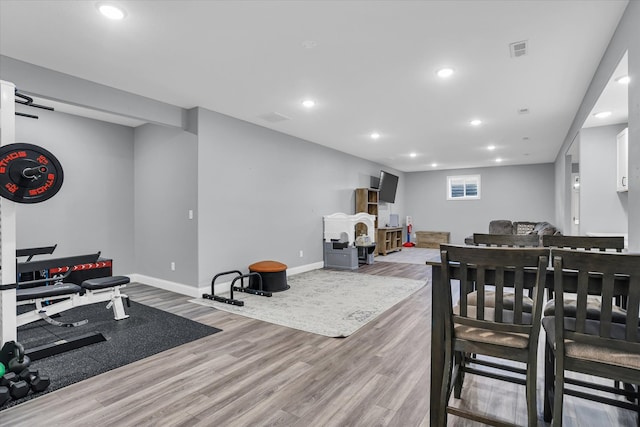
[0, 372, 29, 399]
[0, 385, 10, 406]
[19, 368, 51, 393]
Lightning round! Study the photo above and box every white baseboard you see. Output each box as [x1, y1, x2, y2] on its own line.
[127, 261, 325, 298]
[127, 273, 200, 298]
[288, 261, 324, 276]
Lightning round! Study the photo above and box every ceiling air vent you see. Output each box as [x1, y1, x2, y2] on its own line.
[259, 112, 291, 123]
[509, 40, 528, 58]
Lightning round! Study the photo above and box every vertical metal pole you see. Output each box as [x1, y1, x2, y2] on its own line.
[0, 80, 18, 345]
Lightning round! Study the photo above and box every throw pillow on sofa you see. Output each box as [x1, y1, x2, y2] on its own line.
[529, 221, 558, 236]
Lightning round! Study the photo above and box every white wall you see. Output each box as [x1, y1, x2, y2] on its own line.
[579, 124, 628, 235]
[406, 163, 556, 244]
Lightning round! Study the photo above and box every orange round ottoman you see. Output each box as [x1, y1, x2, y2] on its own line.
[248, 260, 289, 292]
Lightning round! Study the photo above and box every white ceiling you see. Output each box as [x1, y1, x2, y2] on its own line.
[0, 0, 629, 172]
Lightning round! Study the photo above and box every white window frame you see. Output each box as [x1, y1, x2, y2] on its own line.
[447, 175, 481, 200]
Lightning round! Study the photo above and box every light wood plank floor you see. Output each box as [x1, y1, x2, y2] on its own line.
[2, 249, 637, 426]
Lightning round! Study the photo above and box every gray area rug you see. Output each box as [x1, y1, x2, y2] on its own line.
[190, 269, 428, 337]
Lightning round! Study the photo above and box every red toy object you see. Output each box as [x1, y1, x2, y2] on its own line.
[404, 218, 414, 247]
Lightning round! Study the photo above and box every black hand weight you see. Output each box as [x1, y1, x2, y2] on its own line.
[0, 341, 31, 374]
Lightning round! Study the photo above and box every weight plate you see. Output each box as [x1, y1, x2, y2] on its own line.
[0, 143, 64, 204]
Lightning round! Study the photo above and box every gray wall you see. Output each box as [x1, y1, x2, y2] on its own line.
[579, 124, 628, 235]
[14, 108, 135, 274]
[134, 123, 198, 285]
[406, 163, 555, 244]
[554, 1, 640, 251]
[196, 108, 404, 287]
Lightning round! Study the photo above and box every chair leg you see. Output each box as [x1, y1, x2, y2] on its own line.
[634, 385, 640, 427]
[526, 358, 537, 427]
[440, 336, 454, 425]
[552, 349, 564, 427]
[454, 351, 464, 398]
[544, 343, 554, 422]
[624, 383, 638, 402]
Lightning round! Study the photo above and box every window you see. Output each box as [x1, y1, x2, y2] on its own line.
[447, 175, 481, 200]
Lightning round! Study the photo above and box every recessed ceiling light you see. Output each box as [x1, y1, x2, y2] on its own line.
[488, 145, 496, 151]
[370, 132, 380, 140]
[436, 68, 454, 78]
[97, 3, 126, 20]
[431, 163, 438, 167]
[470, 119, 482, 126]
[410, 152, 417, 158]
[302, 99, 315, 108]
[593, 111, 612, 119]
[495, 158, 503, 163]
[616, 75, 630, 85]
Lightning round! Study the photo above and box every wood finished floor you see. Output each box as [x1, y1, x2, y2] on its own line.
[2, 248, 637, 426]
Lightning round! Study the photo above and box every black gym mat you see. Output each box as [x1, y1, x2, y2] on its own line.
[3, 300, 221, 410]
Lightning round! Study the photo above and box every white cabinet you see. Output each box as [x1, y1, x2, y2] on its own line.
[617, 127, 628, 192]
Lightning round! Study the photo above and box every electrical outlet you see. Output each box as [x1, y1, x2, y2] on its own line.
[171, 262, 176, 271]
[188, 210, 193, 220]
[299, 250, 304, 258]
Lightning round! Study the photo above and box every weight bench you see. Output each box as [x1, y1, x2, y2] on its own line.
[17, 276, 131, 327]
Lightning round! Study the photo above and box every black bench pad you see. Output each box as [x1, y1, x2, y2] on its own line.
[82, 276, 130, 290]
[17, 283, 82, 301]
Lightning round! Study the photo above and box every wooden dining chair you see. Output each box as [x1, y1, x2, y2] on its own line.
[542, 235, 625, 303]
[543, 249, 640, 426]
[542, 235, 632, 402]
[439, 244, 548, 426]
[473, 233, 541, 247]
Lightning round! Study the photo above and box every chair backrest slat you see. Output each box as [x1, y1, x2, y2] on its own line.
[514, 268, 524, 324]
[599, 273, 615, 338]
[473, 233, 540, 247]
[459, 261, 469, 318]
[495, 266, 504, 322]
[543, 235, 624, 252]
[627, 276, 640, 342]
[477, 267, 486, 321]
[575, 270, 589, 333]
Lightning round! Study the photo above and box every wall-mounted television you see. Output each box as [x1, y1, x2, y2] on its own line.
[378, 170, 398, 203]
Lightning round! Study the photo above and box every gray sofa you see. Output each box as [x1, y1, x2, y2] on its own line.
[464, 220, 560, 245]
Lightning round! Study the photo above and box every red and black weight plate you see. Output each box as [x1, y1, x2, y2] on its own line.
[0, 143, 64, 204]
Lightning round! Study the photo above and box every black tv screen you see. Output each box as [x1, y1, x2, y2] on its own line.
[378, 170, 398, 203]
